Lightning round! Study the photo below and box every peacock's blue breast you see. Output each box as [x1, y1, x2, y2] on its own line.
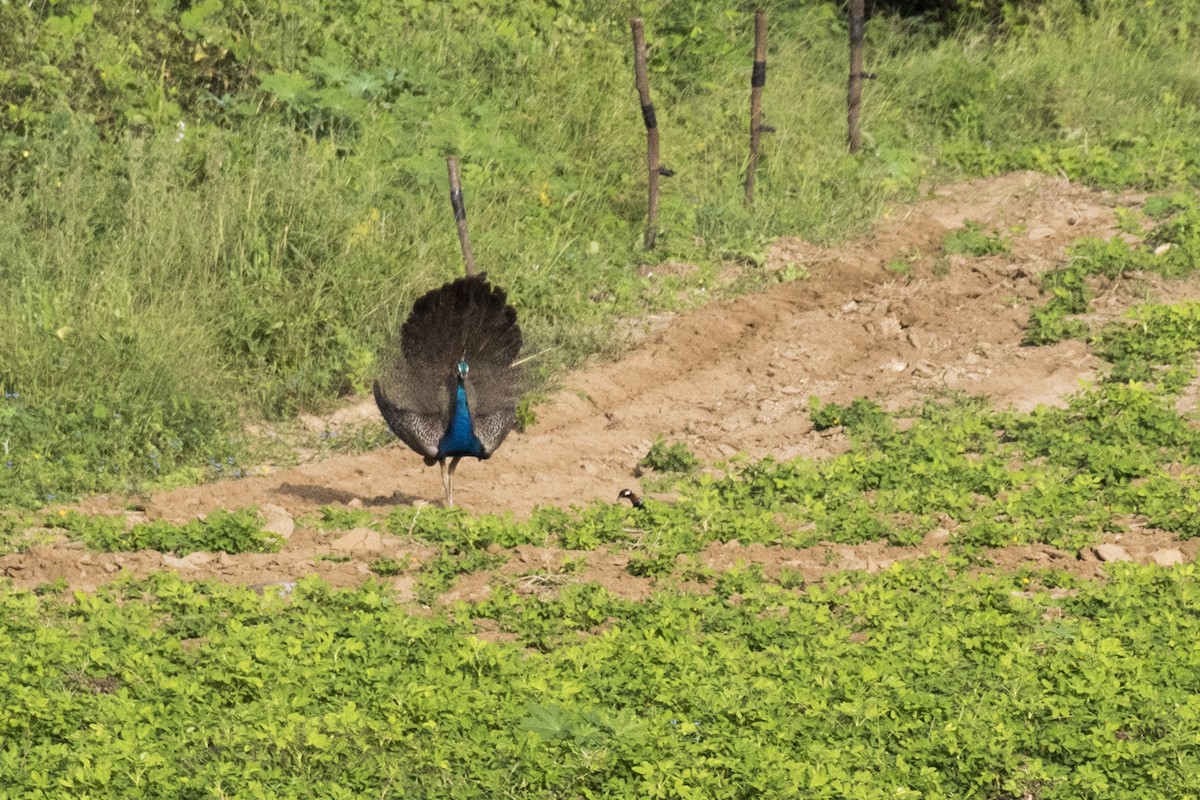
[437, 382, 485, 458]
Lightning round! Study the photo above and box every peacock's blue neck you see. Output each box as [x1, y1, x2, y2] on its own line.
[437, 381, 485, 458]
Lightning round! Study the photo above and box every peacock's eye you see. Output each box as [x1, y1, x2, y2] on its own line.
[457, 360, 469, 377]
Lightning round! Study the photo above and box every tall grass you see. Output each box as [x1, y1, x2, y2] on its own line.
[2, 0, 1199, 506]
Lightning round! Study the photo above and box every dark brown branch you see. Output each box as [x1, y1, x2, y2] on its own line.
[744, 8, 768, 206]
[631, 18, 661, 250]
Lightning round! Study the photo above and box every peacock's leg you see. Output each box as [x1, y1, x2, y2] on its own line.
[438, 459, 449, 506]
[446, 456, 462, 508]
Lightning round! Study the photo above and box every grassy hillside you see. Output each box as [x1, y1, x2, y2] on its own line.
[3, 0, 1200, 506]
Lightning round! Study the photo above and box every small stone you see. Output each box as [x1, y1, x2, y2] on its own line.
[912, 362, 936, 378]
[1151, 549, 1185, 567]
[162, 554, 200, 571]
[260, 504, 295, 539]
[1093, 543, 1131, 562]
[250, 581, 296, 597]
[839, 549, 868, 571]
[330, 528, 383, 554]
[877, 316, 903, 337]
[922, 527, 951, 546]
[298, 414, 326, 432]
[347, 498, 364, 509]
[391, 575, 417, 602]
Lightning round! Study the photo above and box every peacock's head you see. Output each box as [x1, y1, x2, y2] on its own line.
[456, 360, 469, 381]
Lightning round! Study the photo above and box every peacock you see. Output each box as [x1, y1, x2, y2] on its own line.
[373, 273, 523, 507]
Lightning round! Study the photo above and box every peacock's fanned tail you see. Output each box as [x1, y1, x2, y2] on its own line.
[374, 273, 522, 459]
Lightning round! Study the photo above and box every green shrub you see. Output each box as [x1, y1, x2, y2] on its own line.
[639, 437, 702, 474]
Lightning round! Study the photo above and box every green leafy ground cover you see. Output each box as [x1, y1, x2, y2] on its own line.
[4, 0, 1200, 506]
[1, 564, 1198, 799]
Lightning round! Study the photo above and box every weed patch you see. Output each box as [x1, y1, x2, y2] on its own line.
[943, 220, 1010, 257]
[639, 437, 702, 474]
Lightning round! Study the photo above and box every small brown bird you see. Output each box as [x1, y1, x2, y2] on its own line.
[617, 488, 645, 510]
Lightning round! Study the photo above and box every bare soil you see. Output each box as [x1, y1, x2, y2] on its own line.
[6, 171, 1198, 595]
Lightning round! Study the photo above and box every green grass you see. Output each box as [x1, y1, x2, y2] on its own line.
[4, 0, 1200, 507]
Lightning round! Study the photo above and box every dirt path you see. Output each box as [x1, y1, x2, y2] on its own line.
[10, 170, 1197, 593]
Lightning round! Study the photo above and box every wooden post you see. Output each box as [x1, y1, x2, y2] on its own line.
[744, 8, 768, 206]
[446, 156, 476, 276]
[631, 18, 661, 250]
[847, 0, 865, 153]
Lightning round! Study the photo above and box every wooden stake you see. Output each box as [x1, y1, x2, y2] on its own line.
[446, 156, 476, 276]
[847, 0, 865, 153]
[744, 8, 768, 206]
[631, 18, 661, 250]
